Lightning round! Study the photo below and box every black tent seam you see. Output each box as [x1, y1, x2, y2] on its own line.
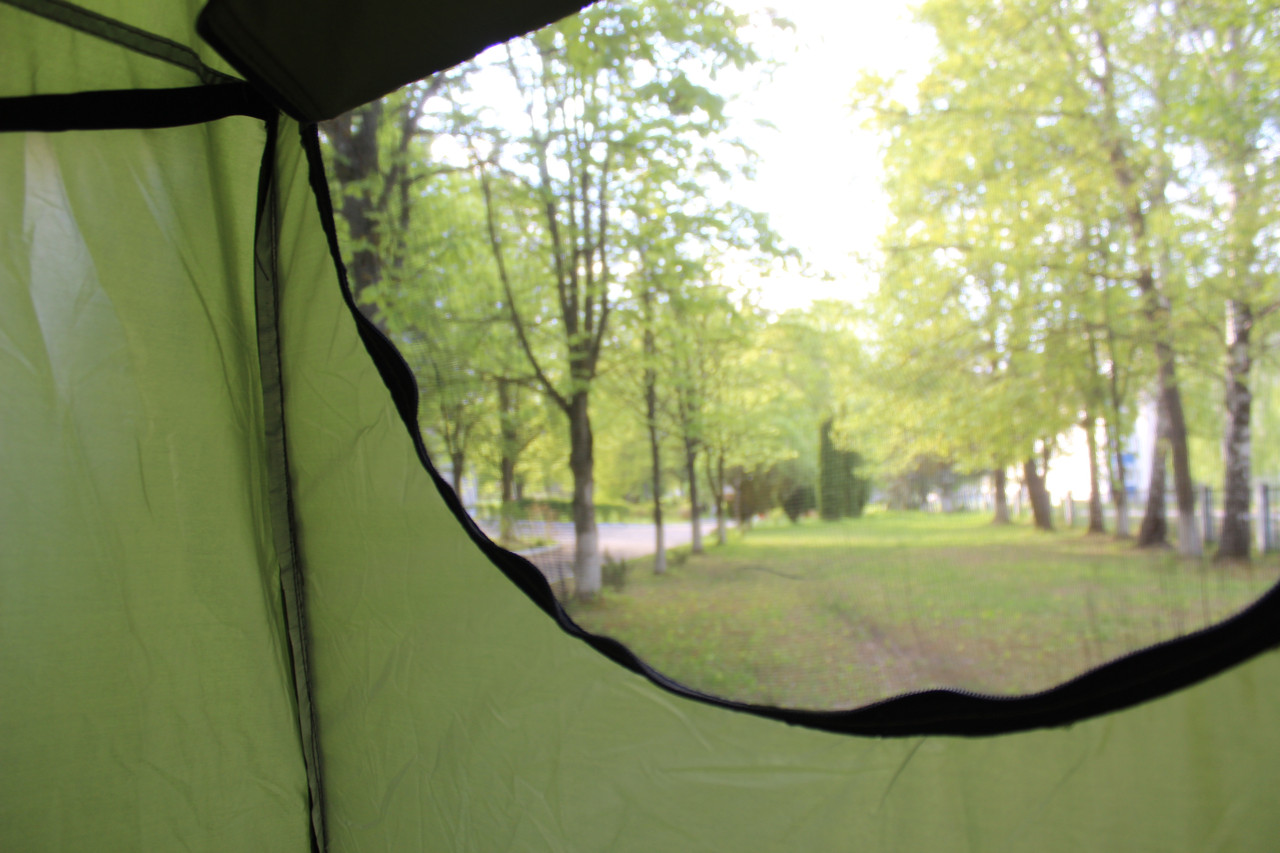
[0, 84, 273, 133]
[255, 116, 327, 852]
[297, 122, 1280, 738]
[2, 0, 237, 85]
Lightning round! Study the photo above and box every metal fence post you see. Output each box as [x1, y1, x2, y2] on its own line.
[1200, 484, 1214, 546]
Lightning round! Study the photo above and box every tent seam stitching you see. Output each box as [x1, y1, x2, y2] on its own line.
[1, 0, 238, 85]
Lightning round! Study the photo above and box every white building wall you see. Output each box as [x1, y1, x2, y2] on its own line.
[1042, 394, 1155, 504]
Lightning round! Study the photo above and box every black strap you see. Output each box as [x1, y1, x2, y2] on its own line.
[0, 83, 273, 133]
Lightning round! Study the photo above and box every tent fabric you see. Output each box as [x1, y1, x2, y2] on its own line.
[6, 0, 237, 86]
[197, 0, 595, 120]
[0, 0, 237, 96]
[5, 1, 1280, 850]
[1, 85, 311, 853]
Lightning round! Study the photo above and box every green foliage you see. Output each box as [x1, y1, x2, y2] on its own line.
[780, 483, 816, 523]
[818, 417, 868, 520]
[321, 0, 1280, 563]
[601, 552, 629, 591]
[473, 498, 644, 524]
[850, 0, 1280, 516]
[732, 458, 816, 522]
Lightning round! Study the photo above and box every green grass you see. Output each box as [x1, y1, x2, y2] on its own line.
[565, 511, 1280, 710]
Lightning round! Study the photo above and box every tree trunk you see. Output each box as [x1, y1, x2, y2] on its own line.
[499, 456, 517, 544]
[705, 450, 727, 546]
[684, 437, 702, 555]
[1086, 25, 1196, 553]
[1137, 336, 1199, 553]
[991, 467, 1011, 525]
[500, 456, 516, 505]
[1137, 408, 1169, 547]
[449, 450, 465, 496]
[1104, 414, 1131, 538]
[1084, 411, 1106, 534]
[320, 103, 387, 333]
[497, 378, 518, 544]
[644, 320, 666, 574]
[567, 392, 600, 597]
[1163, 378, 1201, 556]
[1217, 299, 1253, 561]
[735, 468, 750, 532]
[1023, 457, 1053, 531]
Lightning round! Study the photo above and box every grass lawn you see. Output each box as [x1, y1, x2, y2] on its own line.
[565, 511, 1280, 710]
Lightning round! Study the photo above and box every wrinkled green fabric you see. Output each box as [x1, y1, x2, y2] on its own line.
[0, 0, 235, 96]
[5, 2, 1280, 850]
[1, 40, 309, 850]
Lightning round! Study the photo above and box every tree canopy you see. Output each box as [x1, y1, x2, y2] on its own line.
[322, 0, 1280, 586]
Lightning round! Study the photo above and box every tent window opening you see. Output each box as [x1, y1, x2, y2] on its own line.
[317, 0, 1280, 715]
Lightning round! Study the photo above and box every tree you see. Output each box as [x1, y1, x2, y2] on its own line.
[856, 0, 1253, 551]
[853, 104, 1079, 531]
[457, 0, 769, 596]
[321, 78, 456, 333]
[818, 417, 868, 520]
[1171, 0, 1280, 560]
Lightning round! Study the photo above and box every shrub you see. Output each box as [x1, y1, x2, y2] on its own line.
[602, 550, 628, 591]
[781, 484, 816, 523]
[473, 498, 645, 523]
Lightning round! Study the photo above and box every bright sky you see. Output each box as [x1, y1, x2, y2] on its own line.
[722, 0, 935, 311]
[447, 1, 937, 313]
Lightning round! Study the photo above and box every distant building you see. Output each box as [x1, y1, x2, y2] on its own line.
[1043, 394, 1151, 505]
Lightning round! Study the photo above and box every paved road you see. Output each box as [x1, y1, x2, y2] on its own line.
[477, 518, 731, 584]
[595, 519, 730, 559]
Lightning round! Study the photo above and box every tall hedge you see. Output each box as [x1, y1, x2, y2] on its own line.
[819, 417, 868, 520]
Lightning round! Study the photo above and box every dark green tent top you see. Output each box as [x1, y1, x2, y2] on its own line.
[4, 0, 1280, 850]
[198, 0, 593, 120]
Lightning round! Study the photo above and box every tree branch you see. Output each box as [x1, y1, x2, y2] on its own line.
[475, 162, 568, 412]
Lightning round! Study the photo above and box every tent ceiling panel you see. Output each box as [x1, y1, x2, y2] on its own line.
[196, 0, 593, 120]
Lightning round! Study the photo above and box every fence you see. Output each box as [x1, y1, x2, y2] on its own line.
[927, 483, 1280, 553]
[1054, 484, 1278, 553]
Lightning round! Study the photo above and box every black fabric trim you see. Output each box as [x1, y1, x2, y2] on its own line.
[197, 0, 596, 122]
[298, 123, 1280, 738]
[2, 0, 237, 85]
[255, 118, 327, 852]
[195, 2, 324, 122]
[0, 83, 273, 133]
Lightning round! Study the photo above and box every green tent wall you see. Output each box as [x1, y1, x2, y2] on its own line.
[5, 1, 1280, 850]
